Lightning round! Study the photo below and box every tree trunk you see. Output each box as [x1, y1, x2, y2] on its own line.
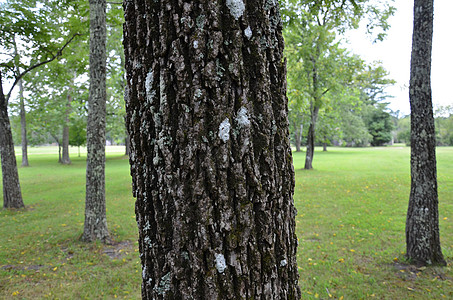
[82, 0, 109, 243]
[61, 91, 72, 165]
[406, 0, 445, 266]
[18, 78, 29, 167]
[13, 37, 29, 167]
[123, 1, 300, 299]
[305, 106, 319, 170]
[0, 72, 24, 209]
[323, 137, 327, 152]
[295, 123, 302, 152]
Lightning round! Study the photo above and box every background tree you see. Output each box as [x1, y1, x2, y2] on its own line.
[434, 106, 453, 146]
[283, 0, 395, 169]
[69, 111, 87, 157]
[12, 35, 29, 166]
[82, 0, 109, 243]
[362, 103, 394, 146]
[124, 0, 300, 298]
[1, 0, 80, 208]
[0, 72, 23, 209]
[406, 0, 446, 266]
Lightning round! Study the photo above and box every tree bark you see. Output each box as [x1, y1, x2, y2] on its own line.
[406, 0, 446, 266]
[123, 1, 300, 299]
[82, 0, 109, 243]
[0, 72, 24, 209]
[304, 106, 319, 170]
[125, 131, 130, 156]
[61, 91, 72, 165]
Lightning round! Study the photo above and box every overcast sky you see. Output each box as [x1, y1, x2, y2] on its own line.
[345, 0, 453, 116]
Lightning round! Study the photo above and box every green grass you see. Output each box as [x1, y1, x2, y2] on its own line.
[293, 146, 452, 299]
[0, 146, 141, 299]
[0, 146, 452, 299]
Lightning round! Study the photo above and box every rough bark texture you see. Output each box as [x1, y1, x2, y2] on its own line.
[0, 72, 24, 209]
[125, 131, 131, 156]
[406, 0, 446, 266]
[82, 0, 109, 243]
[61, 91, 72, 165]
[123, 1, 300, 299]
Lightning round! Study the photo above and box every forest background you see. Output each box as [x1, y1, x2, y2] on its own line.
[0, 0, 452, 298]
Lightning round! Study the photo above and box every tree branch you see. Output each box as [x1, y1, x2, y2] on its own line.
[107, 1, 122, 4]
[321, 88, 330, 96]
[6, 33, 81, 102]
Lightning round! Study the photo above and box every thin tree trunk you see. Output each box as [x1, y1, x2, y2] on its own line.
[406, 0, 445, 266]
[82, 0, 109, 243]
[304, 43, 321, 170]
[18, 78, 29, 167]
[323, 137, 327, 152]
[305, 106, 319, 170]
[61, 91, 72, 165]
[124, 1, 300, 298]
[13, 37, 29, 167]
[295, 123, 301, 152]
[58, 141, 62, 163]
[0, 72, 24, 209]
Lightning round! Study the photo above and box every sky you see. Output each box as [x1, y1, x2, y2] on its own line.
[345, 0, 453, 116]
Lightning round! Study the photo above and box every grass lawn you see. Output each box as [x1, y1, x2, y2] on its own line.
[0, 146, 452, 299]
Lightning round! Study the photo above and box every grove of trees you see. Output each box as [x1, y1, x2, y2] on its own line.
[283, 0, 396, 169]
[0, 0, 449, 298]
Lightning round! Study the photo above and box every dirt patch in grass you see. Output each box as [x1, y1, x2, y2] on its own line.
[1, 264, 45, 271]
[392, 262, 452, 281]
[102, 240, 135, 259]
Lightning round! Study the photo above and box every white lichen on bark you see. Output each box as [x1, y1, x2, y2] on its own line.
[145, 69, 155, 103]
[280, 259, 287, 267]
[218, 118, 231, 142]
[244, 26, 252, 39]
[236, 107, 250, 128]
[226, 0, 245, 20]
[215, 253, 227, 273]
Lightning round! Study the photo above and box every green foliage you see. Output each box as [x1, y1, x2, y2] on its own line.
[69, 116, 87, 149]
[3, 0, 126, 150]
[283, 0, 396, 151]
[435, 106, 453, 146]
[395, 115, 410, 145]
[362, 103, 394, 146]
